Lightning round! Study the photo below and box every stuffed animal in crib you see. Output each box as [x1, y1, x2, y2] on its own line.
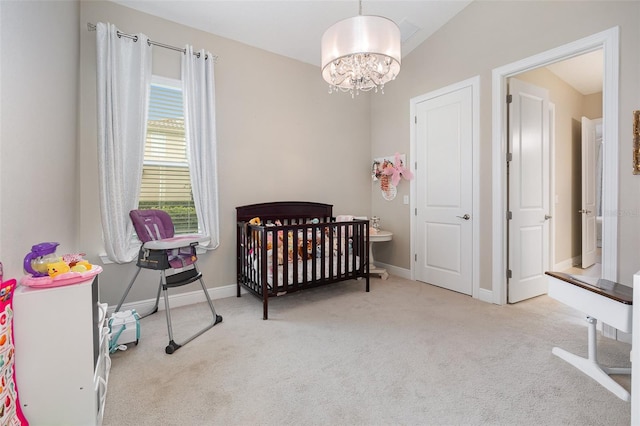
[297, 240, 314, 260]
[287, 231, 295, 262]
[266, 233, 273, 251]
[247, 217, 263, 251]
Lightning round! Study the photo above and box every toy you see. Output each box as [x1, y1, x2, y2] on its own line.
[299, 240, 313, 260]
[23, 242, 59, 277]
[0, 277, 28, 424]
[62, 253, 87, 267]
[70, 260, 92, 272]
[47, 260, 71, 278]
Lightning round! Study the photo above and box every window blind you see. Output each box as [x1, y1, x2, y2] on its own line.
[139, 82, 198, 233]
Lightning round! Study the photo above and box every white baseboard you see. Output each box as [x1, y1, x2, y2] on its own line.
[112, 265, 495, 315]
[109, 283, 242, 315]
[478, 287, 494, 304]
[375, 261, 411, 279]
[112, 263, 412, 314]
[554, 256, 581, 271]
[602, 323, 632, 343]
[376, 262, 495, 304]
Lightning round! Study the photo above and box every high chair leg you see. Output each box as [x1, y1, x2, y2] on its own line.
[115, 266, 162, 319]
[162, 266, 223, 355]
[115, 267, 142, 313]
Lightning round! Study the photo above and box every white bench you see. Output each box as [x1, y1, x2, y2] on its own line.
[546, 271, 632, 401]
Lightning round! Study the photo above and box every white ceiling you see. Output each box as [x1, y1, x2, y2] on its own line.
[111, 0, 602, 95]
[112, 0, 473, 66]
[546, 49, 603, 95]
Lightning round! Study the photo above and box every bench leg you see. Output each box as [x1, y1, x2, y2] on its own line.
[552, 316, 630, 402]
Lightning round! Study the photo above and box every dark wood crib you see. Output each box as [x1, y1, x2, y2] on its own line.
[236, 201, 370, 319]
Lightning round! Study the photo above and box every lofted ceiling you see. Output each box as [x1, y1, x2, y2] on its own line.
[111, 0, 473, 67]
[111, 0, 602, 95]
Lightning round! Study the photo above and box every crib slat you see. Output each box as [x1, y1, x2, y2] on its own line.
[236, 202, 370, 320]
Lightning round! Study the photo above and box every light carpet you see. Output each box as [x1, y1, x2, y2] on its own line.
[103, 275, 631, 425]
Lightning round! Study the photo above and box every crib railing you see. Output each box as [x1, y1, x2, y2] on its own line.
[237, 218, 369, 319]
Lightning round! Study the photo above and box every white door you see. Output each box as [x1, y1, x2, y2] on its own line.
[581, 117, 598, 268]
[508, 78, 550, 303]
[415, 85, 473, 295]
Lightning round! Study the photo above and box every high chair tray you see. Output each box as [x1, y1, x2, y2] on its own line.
[143, 234, 209, 250]
[21, 265, 103, 288]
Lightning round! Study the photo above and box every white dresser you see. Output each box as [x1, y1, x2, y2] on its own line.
[13, 277, 110, 425]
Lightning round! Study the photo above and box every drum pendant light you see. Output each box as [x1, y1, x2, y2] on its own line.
[321, 0, 401, 97]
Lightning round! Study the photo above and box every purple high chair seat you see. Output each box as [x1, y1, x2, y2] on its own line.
[130, 209, 176, 242]
[129, 209, 206, 269]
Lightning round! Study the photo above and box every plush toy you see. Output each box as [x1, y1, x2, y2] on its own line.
[298, 240, 313, 260]
[62, 253, 86, 268]
[265, 233, 273, 251]
[247, 217, 263, 251]
[47, 260, 71, 278]
[70, 260, 92, 273]
[287, 231, 295, 262]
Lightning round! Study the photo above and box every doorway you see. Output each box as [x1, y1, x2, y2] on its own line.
[559, 117, 603, 279]
[509, 53, 604, 296]
[492, 27, 619, 305]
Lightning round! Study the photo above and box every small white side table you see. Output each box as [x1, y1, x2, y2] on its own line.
[369, 230, 393, 280]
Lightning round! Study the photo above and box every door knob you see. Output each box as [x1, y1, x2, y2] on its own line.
[544, 215, 552, 220]
[456, 214, 471, 220]
[578, 209, 592, 214]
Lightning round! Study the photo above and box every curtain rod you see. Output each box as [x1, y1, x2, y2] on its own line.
[87, 23, 217, 62]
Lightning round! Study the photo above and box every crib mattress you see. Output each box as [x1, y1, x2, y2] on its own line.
[265, 255, 361, 288]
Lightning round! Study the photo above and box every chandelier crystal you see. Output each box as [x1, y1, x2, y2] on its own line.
[321, 7, 401, 97]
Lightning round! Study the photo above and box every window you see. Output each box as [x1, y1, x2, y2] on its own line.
[139, 76, 199, 234]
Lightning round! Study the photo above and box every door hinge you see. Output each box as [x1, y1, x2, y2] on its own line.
[415, 116, 417, 124]
[414, 161, 417, 170]
[507, 94, 513, 104]
[415, 253, 417, 262]
[414, 208, 417, 216]
[506, 211, 512, 220]
[506, 152, 513, 162]
[507, 269, 512, 279]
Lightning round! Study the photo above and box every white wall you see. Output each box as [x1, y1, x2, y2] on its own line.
[0, 1, 80, 280]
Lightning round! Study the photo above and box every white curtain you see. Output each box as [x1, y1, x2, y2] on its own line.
[96, 23, 152, 263]
[182, 46, 220, 249]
